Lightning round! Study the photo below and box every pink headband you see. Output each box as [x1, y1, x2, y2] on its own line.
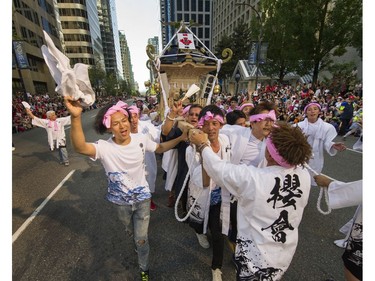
[304, 102, 321, 114]
[182, 105, 191, 116]
[266, 137, 294, 168]
[239, 103, 254, 111]
[249, 110, 276, 122]
[102, 101, 129, 128]
[128, 105, 139, 115]
[197, 111, 224, 127]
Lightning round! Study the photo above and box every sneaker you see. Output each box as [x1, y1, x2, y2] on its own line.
[196, 233, 210, 249]
[64, 162, 69, 166]
[150, 199, 156, 211]
[212, 268, 222, 281]
[140, 270, 149, 281]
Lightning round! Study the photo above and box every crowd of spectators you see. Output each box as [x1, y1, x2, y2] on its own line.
[12, 92, 121, 134]
[209, 81, 363, 135]
[12, 81, 363, 137]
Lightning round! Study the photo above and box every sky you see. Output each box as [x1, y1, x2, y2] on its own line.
[114, 0, 162, 93]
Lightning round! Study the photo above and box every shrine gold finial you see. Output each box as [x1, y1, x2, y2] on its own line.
[221, 48, 233, 63]
[146, 44, 156, 60]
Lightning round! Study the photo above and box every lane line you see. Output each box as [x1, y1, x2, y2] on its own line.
[12, 170, 76, 243]
[345, 147, 362, 154]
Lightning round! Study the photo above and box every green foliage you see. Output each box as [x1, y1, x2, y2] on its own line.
[214, 0, 362, 85]
[215, 21, 252, 80]
[88, 61, 106, 97]
[102, 73, 118, 96]
[324, 61, 358, 92]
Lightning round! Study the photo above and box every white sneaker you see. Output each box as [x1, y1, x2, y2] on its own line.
[196, 233, 210, 249]
[212, 268, 222, 281]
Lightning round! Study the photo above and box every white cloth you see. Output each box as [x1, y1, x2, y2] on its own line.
[201, 147, 311, 280]
[41, 30, 95, 107]
[220, 124, 252, 164]
[328, 180, 362, 209]
[161, 150, 178, 191]
[296, 118, 337, 185]
[32, 116, 71, 150]
[186, 134, 232, 235]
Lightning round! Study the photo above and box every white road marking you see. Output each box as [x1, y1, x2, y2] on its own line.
[12, 170, 76, 243]
[345, 147, 362, 154]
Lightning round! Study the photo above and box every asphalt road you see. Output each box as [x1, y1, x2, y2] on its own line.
[11, 109, 363, 281]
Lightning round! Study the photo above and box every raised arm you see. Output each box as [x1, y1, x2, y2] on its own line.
[25, 108, 35, 119]
[64, 96, 96, 158]
[161, 99, 183, 136]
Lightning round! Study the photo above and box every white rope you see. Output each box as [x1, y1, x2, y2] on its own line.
[174, 144, 204, 222]
[305, 164, 332, 215]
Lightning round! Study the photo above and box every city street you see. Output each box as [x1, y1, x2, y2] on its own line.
[12, 108, 362, 281]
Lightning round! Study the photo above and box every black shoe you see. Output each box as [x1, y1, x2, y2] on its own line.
[140, 270, 149, 281]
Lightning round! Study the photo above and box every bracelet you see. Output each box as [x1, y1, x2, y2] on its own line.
[166, 114, 176, 121]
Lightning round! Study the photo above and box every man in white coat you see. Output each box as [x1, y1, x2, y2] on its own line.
[26, 108, 71, 165]
[189, 121, 312, 281]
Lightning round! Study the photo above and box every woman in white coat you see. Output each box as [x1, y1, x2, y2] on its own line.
[296, 102, 346, 185]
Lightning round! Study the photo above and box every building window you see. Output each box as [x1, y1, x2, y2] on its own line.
[191, 0, 196, 11]
[198, 0, 203, 11]
[205, 14, 210, 25]
[205, 0, 210, 12]
[177, 0, 182, 11]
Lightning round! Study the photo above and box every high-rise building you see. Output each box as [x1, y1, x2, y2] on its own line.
[97, 0, 123, 79]
[119, 31, 134, 86]
[57, 0, 104, 68]
[12, 0, 63, 96]
[159, 0, 212, 50]
[211, 0, 257, 50]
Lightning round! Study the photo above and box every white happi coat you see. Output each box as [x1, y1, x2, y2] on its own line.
[135, 120, 161, 193]
[296, 118, 337, 185]
[201, 148, 311, 280]
[32, 116, 71, 150]
[328, 180, 362, 272]
[186, 134, 232, 234]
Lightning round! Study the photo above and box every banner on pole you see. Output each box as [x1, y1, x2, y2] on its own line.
[13, 41, 29, 69]
[248, 41, 268, 65]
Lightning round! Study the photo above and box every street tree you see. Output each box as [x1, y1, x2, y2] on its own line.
[102, 73, 118, 96]
[234, 0, 362, 85]
[88, 61, 106, 98]
[215, 21, 252, 87]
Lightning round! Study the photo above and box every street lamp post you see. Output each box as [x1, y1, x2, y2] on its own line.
[236, 1, 263, 91]
[235, 72, 241, 95]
